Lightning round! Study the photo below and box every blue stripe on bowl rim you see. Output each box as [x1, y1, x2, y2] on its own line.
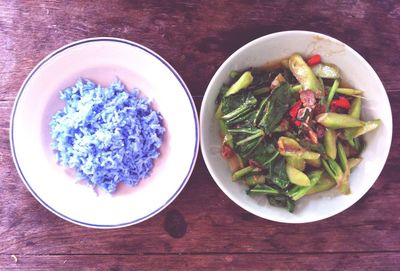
[9, 37, 199, 229]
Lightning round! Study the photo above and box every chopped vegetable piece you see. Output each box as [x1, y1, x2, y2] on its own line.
[289, 100, 302, 120]
[248, 184, 279, 195]
[232, 166, 255, 181]
[349, 97, 362, 119]
[271, 73, 286, 89]
[289, 53, 323, 93]
[311, 63, 340, 79]
[307, 54, 321, 66]
[277, 137, 320, 160]
[326, 79, 339, 110]
[286, 165, 311, 186]
[245, 175, 267, 186]
[346, 119, 381, 138]
[348, 158, 362, 169]
[228, 154, 244, 172]
[344, 116, 358, 148]
[322, 159, 344, 189]
[290, 84, 303, 92]
[324, 129, 337, 159]
[286, 156, 306, 171]
[306, 172, 336, 195]
[288, 170, 323, 200]
[224, 71, 253, 97]
[236, 129, 265, 146]
[221, 144, 233, 159]
[331, 96, 351, 111]
[316, 113, 364, 128]
[337, 142, 350, 194]
[305, 158, 321, 168]
[336, 88, 363, 96]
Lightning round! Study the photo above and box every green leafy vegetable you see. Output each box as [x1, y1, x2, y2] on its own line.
[268, 195, 295, 213]
[248, 184, 279, 195]
[268, 156, 290, 189]
[258, 82, 293, 133]
[216, 54, 382, 213]
[251, 142, 279, 166]
[221, 94, 257, 121]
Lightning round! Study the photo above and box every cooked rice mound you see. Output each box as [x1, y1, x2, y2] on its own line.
[50, 79, 165, 192]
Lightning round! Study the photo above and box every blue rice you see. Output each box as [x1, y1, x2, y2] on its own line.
[50, 79, 165, 193]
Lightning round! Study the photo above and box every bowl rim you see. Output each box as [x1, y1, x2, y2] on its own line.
[10, 37, 200, 229]
[200, 30, 393, 223]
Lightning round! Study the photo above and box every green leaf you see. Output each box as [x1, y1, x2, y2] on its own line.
[221, 92, 250, 115]
[267, 195, 295, 213]
[221, 95, 257, 121]
[251, 142, 278, 165]
[269, 156, 290, 189]
[258, 82, 292, 133]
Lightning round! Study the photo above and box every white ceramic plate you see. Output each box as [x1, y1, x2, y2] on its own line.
[11, 37, 199, 228]
[201, 31, 392, 223]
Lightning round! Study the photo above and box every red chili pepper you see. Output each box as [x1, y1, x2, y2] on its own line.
[295, 120, 301, 127]
[307, 54, 321, 66]
[331, 96, 351, 111]
[289, 100, 302, 120]
[221, 144, 233, 159]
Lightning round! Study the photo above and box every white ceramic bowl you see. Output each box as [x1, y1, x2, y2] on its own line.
[200, 31, 392, 223]
[11, 38, 199, 228]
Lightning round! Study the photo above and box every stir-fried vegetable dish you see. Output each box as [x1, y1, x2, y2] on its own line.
[215, 53, 381, 212]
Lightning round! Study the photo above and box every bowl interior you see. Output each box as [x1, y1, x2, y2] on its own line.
[11, 38, 198, 228]
[201, 31, 392, 223]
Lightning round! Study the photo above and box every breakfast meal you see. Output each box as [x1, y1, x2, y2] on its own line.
[50, 79, 165, 193]
[215, 53, 381, 212]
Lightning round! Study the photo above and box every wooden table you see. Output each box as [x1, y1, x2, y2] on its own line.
[1, 1, 399, 270]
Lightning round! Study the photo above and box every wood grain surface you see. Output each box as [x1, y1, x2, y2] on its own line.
[1, 0, 399, 270]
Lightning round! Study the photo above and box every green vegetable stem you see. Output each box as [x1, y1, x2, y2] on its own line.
[277, 137, 320, 160]
[336, 88, 363, 97]
[316, 113, 364, 129]
[288, 170, 323, 200]
[326, 79, 339, 109]
[286, 165, 311, 186]
[306, 172, 336, 195]
[324, 128, 337, 159]
[337, 142, 350, 194]
[224, 71, 253, 97]
[248, 184, 279, 195]
[311, 63, 341, 79]
[289, 53, 323, 93]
